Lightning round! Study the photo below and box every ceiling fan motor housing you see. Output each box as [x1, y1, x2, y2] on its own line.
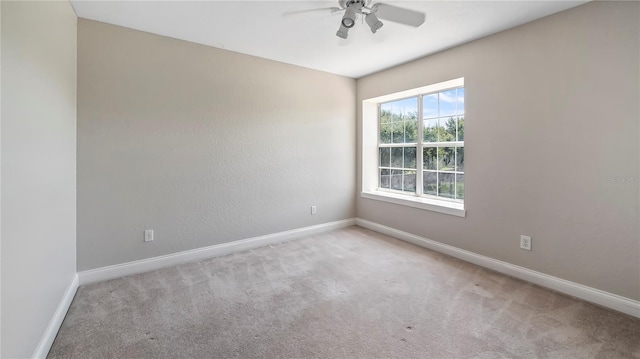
[339, 0, 371, 10]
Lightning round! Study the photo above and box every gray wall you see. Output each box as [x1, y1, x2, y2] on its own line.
[357, 1, 640, 300]
[1, 1, 77, 357]
[1, 3, 3, 355]
[77, 19, 356, 271]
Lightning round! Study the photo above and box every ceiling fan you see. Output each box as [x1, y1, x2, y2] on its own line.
[317, 0, 426, 39]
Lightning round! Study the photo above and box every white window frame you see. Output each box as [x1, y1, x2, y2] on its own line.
[361, 78, 466, 217]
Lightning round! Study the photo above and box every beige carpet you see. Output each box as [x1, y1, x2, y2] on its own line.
[49, 227, 640, 358]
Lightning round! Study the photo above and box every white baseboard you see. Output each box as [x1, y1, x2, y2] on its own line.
[32, 273, 79, 359]
[356, 218, 640, 319]
[79, 218, 356, 286]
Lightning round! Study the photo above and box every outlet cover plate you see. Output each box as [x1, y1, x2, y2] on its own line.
[144, 229, 154, 242]
[520, 235, 531, 251]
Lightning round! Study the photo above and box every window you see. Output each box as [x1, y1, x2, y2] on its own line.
[362, 78, 465, 217]
[378, 97, 418, 193]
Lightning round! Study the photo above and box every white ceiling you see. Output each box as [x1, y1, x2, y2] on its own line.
[71, 0, 587, 78]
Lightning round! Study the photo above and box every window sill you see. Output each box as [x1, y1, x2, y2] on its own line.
[361, 191, 466, 218]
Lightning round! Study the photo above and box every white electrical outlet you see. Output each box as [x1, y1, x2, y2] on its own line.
[311, 206, 317, 215]
[144, 229, 154, 242]
[520, 235, 532, 251]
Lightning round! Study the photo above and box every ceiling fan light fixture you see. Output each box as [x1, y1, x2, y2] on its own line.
[341, 5, 357, 28]
[336, 24, 350, 39]
[365, 13, 383, 33]
[342, 17, 355, 28]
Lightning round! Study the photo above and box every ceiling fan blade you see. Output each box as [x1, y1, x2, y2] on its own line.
[282, 7, 343, 16]
[374, 3, 425, 27]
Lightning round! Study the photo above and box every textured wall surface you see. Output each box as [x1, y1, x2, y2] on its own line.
[356, 1, 640, 300]
[77, 19, 356, 271]
[1, 1, 77, 357]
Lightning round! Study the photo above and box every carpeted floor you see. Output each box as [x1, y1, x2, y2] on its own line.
[49, 227, 640, 358]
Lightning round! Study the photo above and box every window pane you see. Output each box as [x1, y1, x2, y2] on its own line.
[423, 118, 438, 143]
[403, 170, 416, 192]
[456, 174, 464, 200]
[439, 147, 455, 171]
[404, 147, 416, 169]
[439, 117, 456, 142]
[380, 104, 393, 123]
[384, 97, 418, 122]
[379, 147, 390, 167]
[457, 88, 465, 115]
[380, 122, 391, 144]
[457, 116, 464, 141]
[380, 103, 392, 117]
[392, 109, 403, 122]
[439, 90, 456, 118]
[397, 97, 418, 119]
[391, 147, 403, 168]
[423, 171, 437, 195]
[405, 119, 417, 143]
[404, 106, 418, 120]
[380, 169, 390, 188]
[456, 147, 464, 172]
[423, 94, 438, 119]
[390, 169, 403, 191]
[439, 173, 455, 198]
[423, 147, 437, 170]
[384, 102, 401, 123]
[392, 122, 404, 143]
